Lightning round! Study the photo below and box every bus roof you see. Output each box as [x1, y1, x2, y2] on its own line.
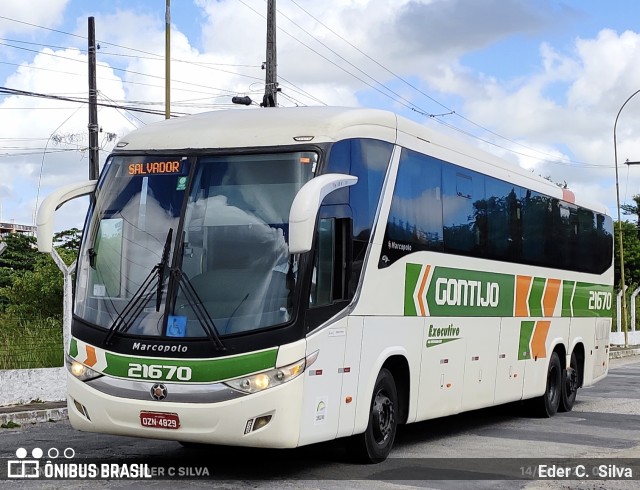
[115, 106, 607, 215]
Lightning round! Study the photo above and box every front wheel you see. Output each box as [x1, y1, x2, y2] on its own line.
[348, 368, 398, 463]
[530, 351, 562, 418]
[559, 351, 579, 412]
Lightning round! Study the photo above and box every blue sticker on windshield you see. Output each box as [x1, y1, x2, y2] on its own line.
[167, 316, 187, 337]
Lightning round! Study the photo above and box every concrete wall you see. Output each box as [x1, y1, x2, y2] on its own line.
[0, 367, 65, 405]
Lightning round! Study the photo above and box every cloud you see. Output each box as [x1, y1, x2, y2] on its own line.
[0, 0, 70, 37]
[1, 0, 640, 230]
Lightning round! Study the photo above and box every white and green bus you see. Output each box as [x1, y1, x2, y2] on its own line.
[37, 107, 613, 462]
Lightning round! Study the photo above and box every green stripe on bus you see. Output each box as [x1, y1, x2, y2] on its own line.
[404, 263, 422, 316]
[561, 280, 575, 317]
[102, 348, 278, 383]
[528, 277, 546, 317]
[403, 263, 612, 318]
[571, 282, 614, 317]
[69, 337, 78, 358]
[518, 321, 535, 360]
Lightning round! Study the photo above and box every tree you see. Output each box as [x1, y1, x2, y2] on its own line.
[0, 251, 74, 319]
[0, 228, 81, 316]
[0, 233, 38, 273]
[614, 220, 640, 288]
[53, 228, 82, 254]
[621, 194, 640, 238]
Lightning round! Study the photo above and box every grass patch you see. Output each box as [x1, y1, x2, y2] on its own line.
[1, 421, 21, 429]
[0, 315, 63, 369]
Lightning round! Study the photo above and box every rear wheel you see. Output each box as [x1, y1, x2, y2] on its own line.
[559, 351, 579, 412]
[531, 351, 562, 418]
[348, 368, 398, 463]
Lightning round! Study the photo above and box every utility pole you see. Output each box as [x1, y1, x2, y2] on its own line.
[262, 0, 278, 107]
[88, 17, 99, 180]
[165, 0, 171, 119]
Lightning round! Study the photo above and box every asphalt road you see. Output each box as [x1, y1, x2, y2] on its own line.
[1, 357, 639, 489]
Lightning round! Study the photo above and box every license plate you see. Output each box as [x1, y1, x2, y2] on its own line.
[140, 411, 180, 429]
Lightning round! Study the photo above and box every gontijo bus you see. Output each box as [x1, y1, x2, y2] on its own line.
[36, 107, 613, 462]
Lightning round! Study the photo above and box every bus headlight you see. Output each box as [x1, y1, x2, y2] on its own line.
[65, 355, 102, 381]
[224, 350, 318, 394]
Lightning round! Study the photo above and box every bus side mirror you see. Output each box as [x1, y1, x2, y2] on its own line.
[36, 180, 97, 253]
[288, 173, 357, 254]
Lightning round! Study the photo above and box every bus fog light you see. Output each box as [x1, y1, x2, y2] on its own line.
[253, 415, 272, 431]
[71, 398, 91, 421]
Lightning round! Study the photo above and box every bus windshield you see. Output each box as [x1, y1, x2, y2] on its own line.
[74, 151, 316, 339]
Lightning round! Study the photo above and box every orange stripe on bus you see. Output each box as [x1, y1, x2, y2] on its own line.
[531, 321, 551, 359]
[542, 279, 561, 317]
[85, 345, 97, 367]
[515, 275, 532, 317]
[417, 265, 431, 316]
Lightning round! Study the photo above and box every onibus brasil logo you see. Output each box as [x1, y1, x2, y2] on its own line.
[7, 446, 155, 479]
[8, 447, 75, 478]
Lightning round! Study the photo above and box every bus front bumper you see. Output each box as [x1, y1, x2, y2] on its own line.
[66, 373, 304, 448]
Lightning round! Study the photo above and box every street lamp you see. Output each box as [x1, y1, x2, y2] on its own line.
[613, 89, 640, 347]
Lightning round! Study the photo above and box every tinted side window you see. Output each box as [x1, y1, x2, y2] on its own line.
[442, 165, 485, 256]
[485, 178, 522, 261]
[378, 148, 612, 275]
[382, 149, 443, 266]
[325, 138, 393, 292]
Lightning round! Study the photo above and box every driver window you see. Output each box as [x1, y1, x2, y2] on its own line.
[310, 218, 334, 307]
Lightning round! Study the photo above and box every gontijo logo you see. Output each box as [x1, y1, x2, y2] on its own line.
[434, 277, 500, 307]
[405, 264, 514, 317]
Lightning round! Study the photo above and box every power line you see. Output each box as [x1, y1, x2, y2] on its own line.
[0, 86, 188, 116]
[284, 0, 596, 167]
[237, 0, 426, 113]
[0, 11, 602, 169]
[0, 39, 249, 97]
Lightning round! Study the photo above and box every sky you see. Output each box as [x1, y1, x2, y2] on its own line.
[2, 0, 640, 231]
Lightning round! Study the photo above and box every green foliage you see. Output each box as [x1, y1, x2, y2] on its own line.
[0, 315, 63, 369]
[54, 227, 82, 254]
[614, 220, 640, 288]
[0, 229, 79, 369]
[0, 229, 79, 318]
[0, 253, 69, 319]
[0, 234, 39, 297]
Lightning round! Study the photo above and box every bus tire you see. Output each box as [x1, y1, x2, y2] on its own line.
[531, 351, 562, 418]
[559, 351, 579, 412]
[348, 368, 398, 463]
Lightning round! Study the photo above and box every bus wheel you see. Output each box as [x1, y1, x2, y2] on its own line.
[531, 351, 562, 418]
[559, 352, 579, 412]
[349, 368, 398, 463]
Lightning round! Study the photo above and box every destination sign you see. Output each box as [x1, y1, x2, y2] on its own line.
[128, 161, 182, 175]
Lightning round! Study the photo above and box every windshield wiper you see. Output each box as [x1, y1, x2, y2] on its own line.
[168, 234, 226, 350]
[156, 228, 173, 311]
[104, 228, 173, 346]
[104, 229, 227, 351]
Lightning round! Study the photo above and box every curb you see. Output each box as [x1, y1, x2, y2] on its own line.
[1, 406, 67, 427]
[1, 349, 638, 427]
[609, 347, 640, 359]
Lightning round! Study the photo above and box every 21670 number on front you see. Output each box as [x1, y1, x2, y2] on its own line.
[128, 363, 192, 381]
